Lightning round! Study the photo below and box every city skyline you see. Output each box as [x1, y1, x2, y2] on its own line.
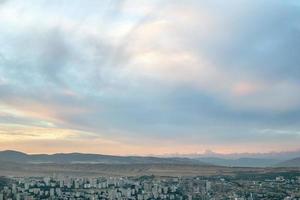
[0, 0, 300, 155]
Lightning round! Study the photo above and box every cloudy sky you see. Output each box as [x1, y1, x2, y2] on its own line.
[0, 0, 300, 155]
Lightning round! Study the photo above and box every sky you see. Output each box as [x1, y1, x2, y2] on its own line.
[0, 0, 300, 155]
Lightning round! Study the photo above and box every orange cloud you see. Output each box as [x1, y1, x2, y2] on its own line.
[0, 124, 296, 155]
[0, 98, 88, 126]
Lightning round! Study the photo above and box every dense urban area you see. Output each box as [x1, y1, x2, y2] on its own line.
[0, 172, 300, 200]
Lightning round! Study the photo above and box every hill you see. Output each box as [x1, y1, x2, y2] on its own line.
[0, 160, 299, 177]
[277, 157, 300, 167]
[0, 150, 207, 165]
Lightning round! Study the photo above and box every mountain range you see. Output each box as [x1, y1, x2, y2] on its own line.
[0, 150, 299, 167]
[166, 149, 300, 160]
[0, 150, 206, 165]
[276, 158, 300, 167]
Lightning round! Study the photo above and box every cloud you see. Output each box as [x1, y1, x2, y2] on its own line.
[258, 128, 300, 136]
[0, 0, 299, 154]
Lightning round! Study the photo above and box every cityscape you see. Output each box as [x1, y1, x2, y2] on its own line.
[1, 173, 300, 200]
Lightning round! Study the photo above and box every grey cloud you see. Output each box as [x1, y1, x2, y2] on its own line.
[37, 29, 72, 85]
[0, 0, 300, 150]
[196, 0, 300, 81]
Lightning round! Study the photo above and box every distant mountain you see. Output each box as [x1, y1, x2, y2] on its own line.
[1, 150, 299, 167]
[197, 157, 280, 167]
[0, 150, 29, 162]
[276, 157, 300, 167]
[167, 149, 300, 160]
[0, 150, 208, 165]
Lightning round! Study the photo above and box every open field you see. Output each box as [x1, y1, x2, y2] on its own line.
[0, 161, 299, 177]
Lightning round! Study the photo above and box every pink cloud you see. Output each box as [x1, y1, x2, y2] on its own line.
[232, 81, 260, 96]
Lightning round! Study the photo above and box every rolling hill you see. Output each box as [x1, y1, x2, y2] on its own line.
[277, 157, 300, 167]
[1, 150, 299, 168]
[0, 150, 207, 165]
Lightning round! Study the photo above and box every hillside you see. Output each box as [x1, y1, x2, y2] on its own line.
[0, 160, 299, 177]
[197, 157, 280, 167]
[277, 157, 300, 167]
[0, 150, 207, 165]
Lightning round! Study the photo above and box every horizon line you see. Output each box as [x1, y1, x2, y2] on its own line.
[1, 149, 300, 157]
